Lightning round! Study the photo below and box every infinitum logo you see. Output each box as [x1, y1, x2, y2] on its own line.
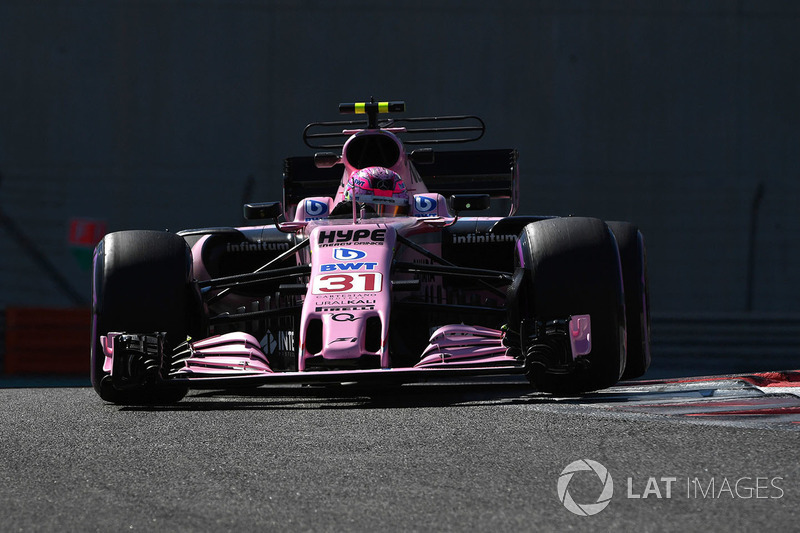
[557, 459, 614, 516]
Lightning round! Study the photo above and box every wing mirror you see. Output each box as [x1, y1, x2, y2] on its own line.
[314, 152, 341, 168]
[243, 202, 283, 221]
[450, 194, 490, 213]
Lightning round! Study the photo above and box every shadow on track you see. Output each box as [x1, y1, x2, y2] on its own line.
[118, 370, 785, 413]
[117, 377, 569, 412]
[116, 376, 680, 412]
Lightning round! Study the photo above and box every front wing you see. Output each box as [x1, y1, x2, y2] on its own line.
[101, 319, 593, 391]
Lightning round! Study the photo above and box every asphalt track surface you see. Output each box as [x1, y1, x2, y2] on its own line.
[1, 370, 799, 532]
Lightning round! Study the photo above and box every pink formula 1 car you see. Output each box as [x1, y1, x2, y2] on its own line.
[91, 100, 650, 404]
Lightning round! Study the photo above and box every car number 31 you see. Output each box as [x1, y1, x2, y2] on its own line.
[312, 273, 383, 294]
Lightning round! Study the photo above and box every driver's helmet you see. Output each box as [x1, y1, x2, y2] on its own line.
[341, 166, 409, 217]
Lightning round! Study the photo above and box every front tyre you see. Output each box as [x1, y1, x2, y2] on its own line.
[511, 217, 626, 394]
[91, 230, 201, 404]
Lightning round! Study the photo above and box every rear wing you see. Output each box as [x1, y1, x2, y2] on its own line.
[303, 104, 485, 149]
[283, 148, 519, 216]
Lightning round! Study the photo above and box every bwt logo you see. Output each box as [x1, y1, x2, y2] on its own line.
[320, 262, 377, 271]
[557, 459, 614, 516]
[305, 199, 328, 217]
[333, 248, 367, 261]
[414, 195, 437, 213]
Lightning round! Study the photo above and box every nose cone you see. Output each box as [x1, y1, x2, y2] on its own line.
[299, 223, 396, 370]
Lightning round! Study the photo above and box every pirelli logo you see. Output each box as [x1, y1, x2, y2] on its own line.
[315, 306, 375, 312]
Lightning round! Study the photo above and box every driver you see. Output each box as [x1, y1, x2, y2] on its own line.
[331, 166, 409, 217]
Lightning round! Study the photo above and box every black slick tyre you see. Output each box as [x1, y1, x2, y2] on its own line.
[91, 230, 200, 404]
[607, 221, 651, 379]
[512, 217, 626, 394]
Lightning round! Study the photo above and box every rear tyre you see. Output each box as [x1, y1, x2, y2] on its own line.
[91, 230, 201, 404]
[511, 217, 626, 394]
[607, 221, 651, 379]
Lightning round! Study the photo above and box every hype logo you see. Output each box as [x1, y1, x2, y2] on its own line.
[333, 248, 367, 261]
[305, 199, 328, 217]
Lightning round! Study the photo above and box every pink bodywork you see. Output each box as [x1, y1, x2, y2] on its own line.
[99, 124, 594, 383]
[101, 215, 593, 380]
[415, 325, 515, 368]
[299, 222, 396, 369]
[178, 333, 273, 374]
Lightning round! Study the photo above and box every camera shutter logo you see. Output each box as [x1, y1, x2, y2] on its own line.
[557, 459, 614, 516]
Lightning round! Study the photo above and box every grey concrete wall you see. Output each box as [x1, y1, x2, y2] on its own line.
[1, 0, 799, 316]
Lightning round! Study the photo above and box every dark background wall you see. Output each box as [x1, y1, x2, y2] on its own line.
[1, 0, 799, 319]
